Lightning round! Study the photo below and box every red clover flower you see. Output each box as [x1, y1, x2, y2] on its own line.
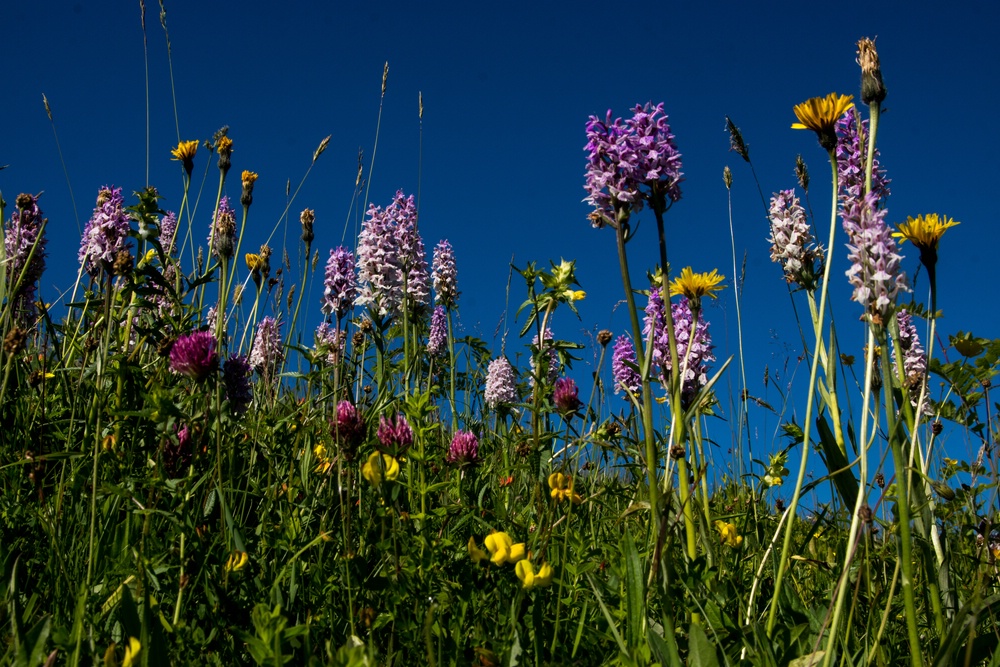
[377, 413, 414, 455]
[446, 430, 480, 466]
[553, 377, 582, 416]
[170, 331, 218, 381]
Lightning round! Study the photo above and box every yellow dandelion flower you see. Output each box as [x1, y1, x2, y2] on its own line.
[792, 93, 854, 150]
[669, 267, 726, 301]
[892, 214, 959, 251]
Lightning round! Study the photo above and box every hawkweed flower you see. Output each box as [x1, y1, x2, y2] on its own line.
[246, 252, 264, 289]
[714, 520, 743, 548]
[356, 202, 403, 316]
[644, 292, 715, 406]
[4, 193, 47, 323]
[208, 196, 237, 259]
[159, 211, 178, 255]
[170, 140, 198, 177]
[892, 213, 959, 276]
[79, 186, 131, 277]
[836, 107, 890, 203]
[515, 560, 554, 590]
[530, 328, 558, 387]
[768, 189, 824, 289]
[169, 331, 218, 381]
[842, 193, 908, 323]
[583, 102, 683, 226]
[362, 452, 399, 485]
[792, 93, 854, 151]
[432, 239, 459, 309]
[485, 357, 518, 409]
[250, 316, 284, 376]
[332, 400, 365, 461]
[240, 170, 258, 208]
[484, 531, 526, 566]
[427, 306, 447, 356]
[553, 377, 582, 416]
[857, 37, 887, 106]
[322, 247, 358, 320]
[893, 309, 929, 413]
[223, 354, 253, 415]
[668, 267, 725, 312]
[216, 135, 233, 175]
[612, 335, 641, 397]
[446, 430, 480, 466]
[300, 208, 316, 250]
[548, 472, 583, 504]
[392, 190, 431, 309]
[377, 413, 413, 455]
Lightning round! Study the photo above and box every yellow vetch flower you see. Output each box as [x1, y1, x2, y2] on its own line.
[225, 550, 249, 572]
[122, 637, 142, 667]
[669, 267, 726, 301]
[547, 472, 582, 504]
[362, 452, 399, 485]
[313, 443, 333, 474]
[515, 560, 554, 590]
[791, 93, 854, 150]
[892, 214, 959, 251]
[714, 520, 743, 548]
[484, 531, 527, 566]
[468, 536, 488, 564]
[170, 140, 198, 164]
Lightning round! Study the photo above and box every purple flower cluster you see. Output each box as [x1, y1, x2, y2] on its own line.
[768, 189, 823, 287]
[315, 322, 347, 365]
[584, 103, 683, 226]
[432, 239, 459, 309]
[356, 190, 430, 316]
[644, 291, 714, 404]
[612, 335, 641, 397]
[842, 193, 907, 321]
[170, 331, 218, 381]
[446, 430, 480, 466]
[485, 357, 518, 409]
[79, 186, 131, 276]
[377, 413, 414, 454]
[250, 316, 284, 375]
[333, 401, 366, 451]
[427, 306, 447, 356]
[893, 309, 929, 412]
[553, 377, 582, 416]
[4, 193, 48, 323]
[160, 211, 178, 254]
[530, 328, 558, 386]
[223, 354, 253, 415]
[836, 107, 890, 203]
[208, 196, 237, 259]
[322, 246, 357, 320]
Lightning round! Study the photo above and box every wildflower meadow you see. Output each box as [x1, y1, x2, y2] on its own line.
[3, 12, 1000, 667]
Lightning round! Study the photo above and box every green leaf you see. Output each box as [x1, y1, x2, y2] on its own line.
[622, 530, 645, 650]
[687, 622, 719, 667]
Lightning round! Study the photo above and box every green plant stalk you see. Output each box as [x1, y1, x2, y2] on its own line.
[197, 171, 226, 314]
[725, 179, 751, 479]
[447, 310, 457, 429]
[612, 215, 659, 527]
[879, 340, 923, 667]
[766, 149, 839, 638]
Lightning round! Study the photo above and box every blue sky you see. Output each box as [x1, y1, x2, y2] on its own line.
[5, 1, 999, 474]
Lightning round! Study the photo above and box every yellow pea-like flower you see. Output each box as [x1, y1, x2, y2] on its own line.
[362, 452, 399, 485]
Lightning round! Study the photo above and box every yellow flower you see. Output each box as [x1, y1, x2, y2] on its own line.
[122, 637, 142, 667]
[547, 472, 582, 504]
[515, 560, 554, 590]
[561, 289, 586, 303]
[892, 214, 959, 251]
[942, 457, 957, 467]
[217, 135, 234, 154]
[714, 520, 743, 548]
[484, 531, 526, 566]
[792, 93, 854, 150]
[362, 452, 399, 485]
[241, 170, 258, 188]
[224, 550, 248, 572]
[669, 267, 726, 302]
[468, 537, 488, 564]
[246, 253, 263, 271]
[170, 140, 198, 165]
[314, 443, 333, 474]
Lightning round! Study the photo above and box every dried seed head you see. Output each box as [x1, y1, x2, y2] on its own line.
[597, 330, 613, 347]
[725, 116, 750, 162]
[669, 444, 686, 460]
[856, 37, 886, 106]
[313, 135, 332, 164]
[381, 61, 389, 96]
[300, 208, 315, 246]
[113, 249, 134, 276]
[4, 327, 28, 355]
[932, 420, 943, 435]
